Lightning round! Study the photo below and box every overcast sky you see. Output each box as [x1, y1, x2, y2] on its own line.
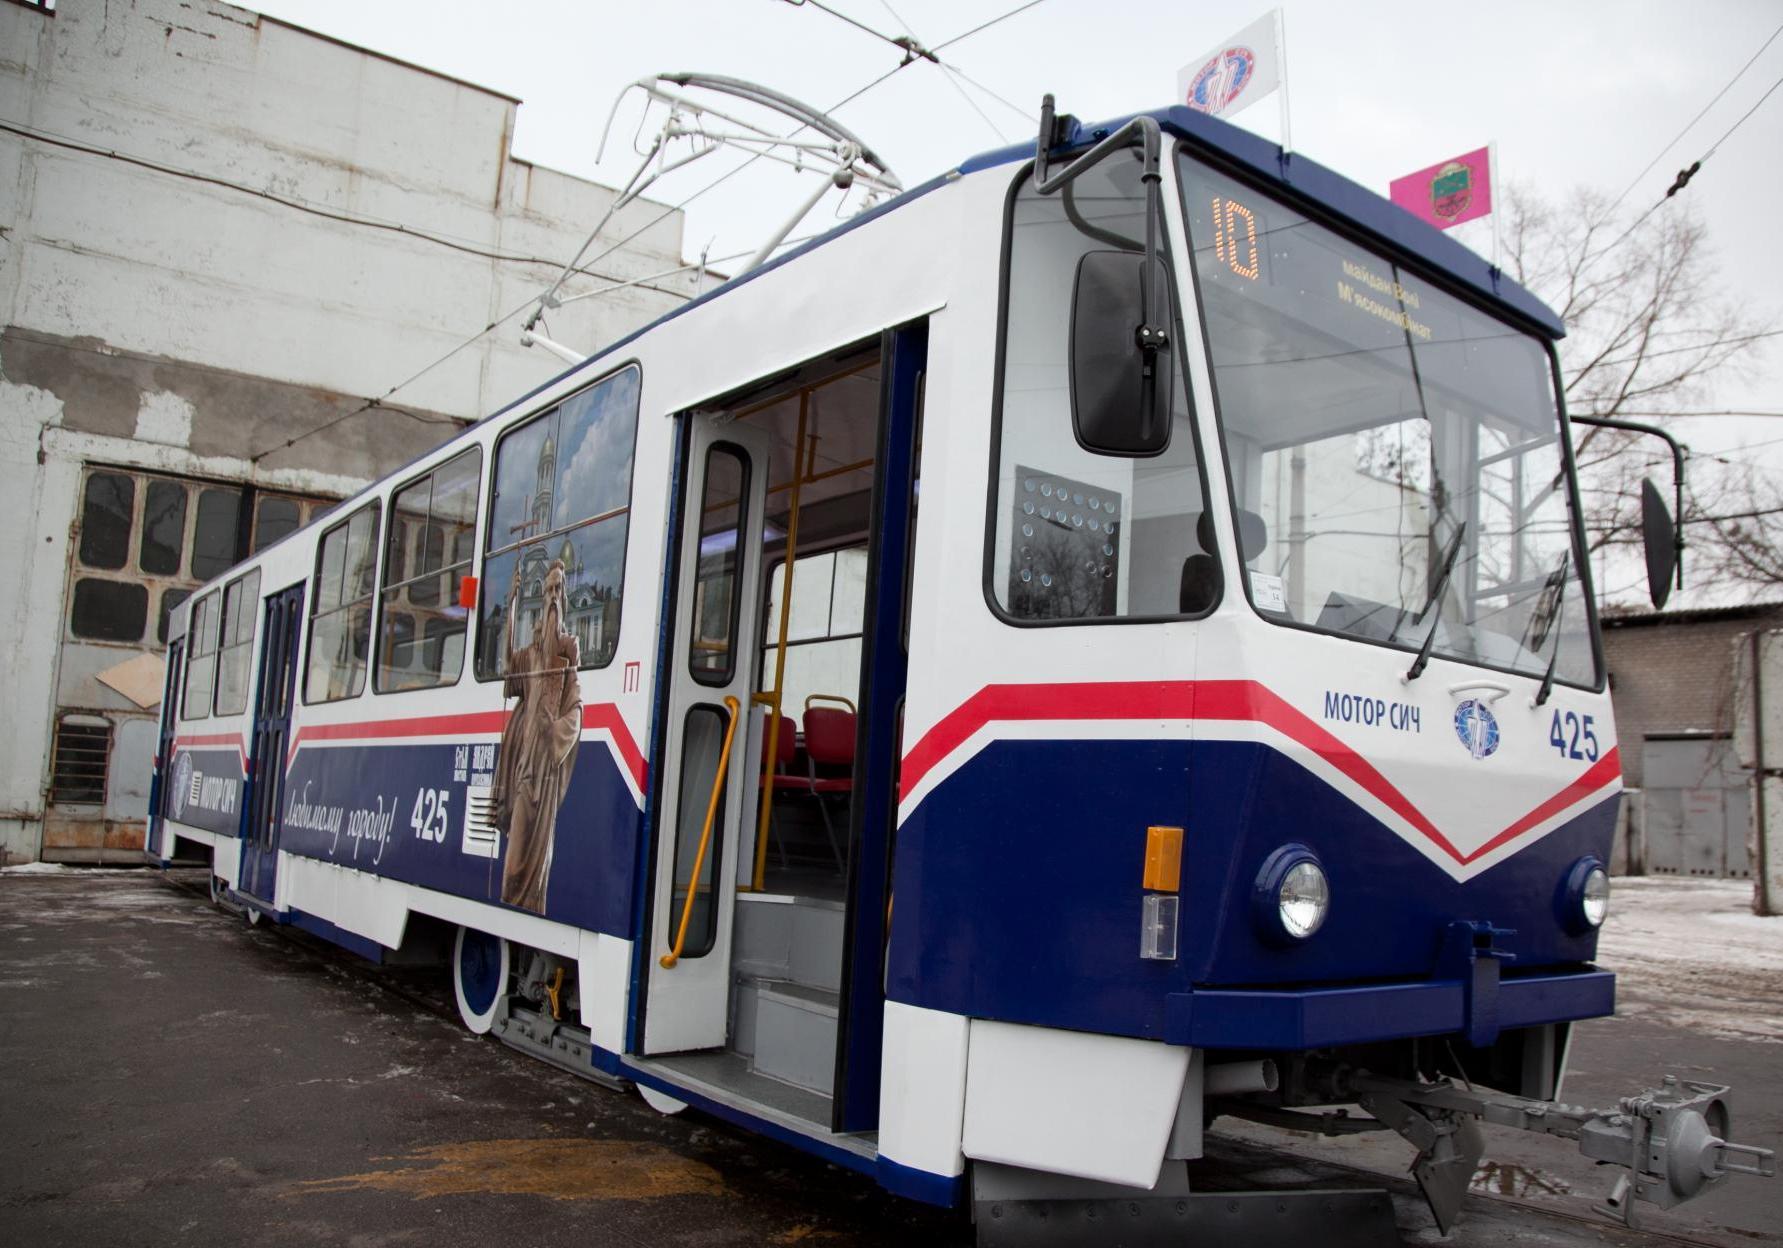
[249, 0, 1782, 471]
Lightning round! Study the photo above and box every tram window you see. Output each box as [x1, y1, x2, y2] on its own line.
[376, 447, 480, 692]
[182, 592, 219, 719]
[763, 546, 867, 717]
[213, 569, 261, 716]
[689, 445, 749, 685]
[478, 364, 640, 680]
[988, 154, 1212, 623]
[305, 503, 380, 704]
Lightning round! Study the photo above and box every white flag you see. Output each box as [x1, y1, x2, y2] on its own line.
[1177, 11, 1282, 120]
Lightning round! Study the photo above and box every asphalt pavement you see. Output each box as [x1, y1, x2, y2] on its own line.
[0, 868, 1776, 1247]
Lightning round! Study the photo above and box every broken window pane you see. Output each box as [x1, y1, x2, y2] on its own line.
[71, 577, 148, 642]
[79, 473, 135, 570]
[139, 479, 187, 576]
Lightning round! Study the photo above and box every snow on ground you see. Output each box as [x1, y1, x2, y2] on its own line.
[1597, 876, 1783, 1043]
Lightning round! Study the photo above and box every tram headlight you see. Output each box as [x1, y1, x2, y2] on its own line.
[1561, 857, 1610, 933]
[1253, 845, 1330, 944]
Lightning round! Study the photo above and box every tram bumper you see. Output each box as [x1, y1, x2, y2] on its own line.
[1162, 963, 1615, 1051]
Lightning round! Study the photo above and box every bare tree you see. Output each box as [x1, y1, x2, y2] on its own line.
[1499, 184, 1779, 604]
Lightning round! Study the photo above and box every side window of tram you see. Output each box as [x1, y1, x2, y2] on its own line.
[377, 448, 481, 692]
[689, 446, 749, 684]
[181, 592, 220, 720]
[305, 504, 380, 704]
[478, 365, 640, 679]
[990, 155, 1208, 621]
[213, 569, 261, 716]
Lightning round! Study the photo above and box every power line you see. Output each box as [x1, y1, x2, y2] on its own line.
[249, 62, 925, 463]
[0, 120, 691, 300]
[1703, 67, 1783, 158]
[933, 0, 1048, 55]
[1604, 19, 1783, 217]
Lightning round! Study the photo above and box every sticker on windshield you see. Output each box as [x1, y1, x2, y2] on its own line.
[1251, 572, 1286, 612]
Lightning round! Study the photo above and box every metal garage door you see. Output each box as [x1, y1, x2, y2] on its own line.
[1640, 734, 1752, 878]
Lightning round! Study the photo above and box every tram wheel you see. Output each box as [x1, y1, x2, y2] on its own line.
[638, 1085, 688, 1116]
[453, 926, 508, 1034]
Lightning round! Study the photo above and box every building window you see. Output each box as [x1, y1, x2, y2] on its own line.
[305, 503, 380, 703]
[376, 448, 481, 692]
[214, 570, 261, 716]
[68, 466, 328, 649]
[478, 364, 640, 679]
[11, 1, 58, 14]
[49, 716, 108, 806]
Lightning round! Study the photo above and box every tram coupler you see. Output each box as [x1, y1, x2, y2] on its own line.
[1344, 1069, 1775, 1233]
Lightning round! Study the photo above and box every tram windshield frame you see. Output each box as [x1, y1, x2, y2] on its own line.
[1175, 148, 1601, 691]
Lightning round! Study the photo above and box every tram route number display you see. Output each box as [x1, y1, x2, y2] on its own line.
[1202, 190, 1434, 341]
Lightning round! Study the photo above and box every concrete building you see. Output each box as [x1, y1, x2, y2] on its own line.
[1, 0, 695, 862]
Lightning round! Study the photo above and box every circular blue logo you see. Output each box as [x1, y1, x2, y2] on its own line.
[170, 753, 192, 817]
[1454, 699, 1500, 760]
[1185, 46, 1258, 114]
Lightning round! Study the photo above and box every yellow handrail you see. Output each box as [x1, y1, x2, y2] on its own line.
[752, 391, 812, 892]
[660, 694, 741, 969]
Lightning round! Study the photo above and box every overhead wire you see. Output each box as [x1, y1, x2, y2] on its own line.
[248, 52, 934, 463]
[1603, 19, 1783, 217]
[0, 119, 689, 299]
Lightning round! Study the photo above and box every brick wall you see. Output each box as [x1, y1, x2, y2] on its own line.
[1602, 605, 1783, 787]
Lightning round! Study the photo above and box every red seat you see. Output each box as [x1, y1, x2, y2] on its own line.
[764, 714, 803, 791]
[800, 702, 855, 869]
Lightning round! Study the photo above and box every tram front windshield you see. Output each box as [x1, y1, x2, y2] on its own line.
[1177, 152, 1596, 688]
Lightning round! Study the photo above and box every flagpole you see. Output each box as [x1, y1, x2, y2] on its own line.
[1489, 141, 1500, 271]
[1276, 6, 1292, 153]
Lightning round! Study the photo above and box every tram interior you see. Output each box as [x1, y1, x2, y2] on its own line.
[659, 347, 890, 1123]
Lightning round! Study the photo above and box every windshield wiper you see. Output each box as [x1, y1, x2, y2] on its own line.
[1404, 521, 1467, 683]
[1532, 552, 1571, 707]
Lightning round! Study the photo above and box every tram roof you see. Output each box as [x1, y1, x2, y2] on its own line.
[489, 103, 1564, 431]
[959, 106, 1567, 341]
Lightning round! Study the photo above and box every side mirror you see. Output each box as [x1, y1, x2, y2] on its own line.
[1641, 477, 1677, 610]
[1070, 250, 1173, 456]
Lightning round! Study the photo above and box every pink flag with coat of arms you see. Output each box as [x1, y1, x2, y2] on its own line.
[1389, 147, 1493, 230]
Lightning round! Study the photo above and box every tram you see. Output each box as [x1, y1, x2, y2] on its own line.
[147, 97, 1772, 1235]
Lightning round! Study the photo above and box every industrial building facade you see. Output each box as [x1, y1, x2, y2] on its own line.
[1, 0, 693, 861]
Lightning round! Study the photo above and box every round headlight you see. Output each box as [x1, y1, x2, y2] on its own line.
[1280, 860, 1330, 939]
[1581, 865, 1610, 928]
[1253, 845, 1330, 944]
[1559, 856, 1611, 934]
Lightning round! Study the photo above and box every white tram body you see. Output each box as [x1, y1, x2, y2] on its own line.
[149, 104, 1736, 1222]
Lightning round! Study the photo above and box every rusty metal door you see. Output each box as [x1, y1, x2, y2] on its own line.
[1640, 734, 1752, 878]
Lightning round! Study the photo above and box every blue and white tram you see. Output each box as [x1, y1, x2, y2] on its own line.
[147, 100, 1771, 1232]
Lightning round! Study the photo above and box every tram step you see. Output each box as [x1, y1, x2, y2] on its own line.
[732, 892, 845, 992]
[748, 979, 840, 1096]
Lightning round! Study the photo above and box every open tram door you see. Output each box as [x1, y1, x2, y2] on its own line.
[642, 416, 775, 1052]
[239, 583, 304, 907]
[146, 636, 187, 859]
[639, 327, 925, 1137]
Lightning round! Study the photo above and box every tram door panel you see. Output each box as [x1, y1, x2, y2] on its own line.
[146, 636, 187, 857]
[644, 424, 773, 1053]
[241, 584, 304, 904]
